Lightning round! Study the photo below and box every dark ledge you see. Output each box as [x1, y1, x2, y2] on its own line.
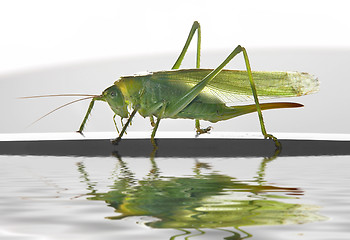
[1, 138, 350, 157]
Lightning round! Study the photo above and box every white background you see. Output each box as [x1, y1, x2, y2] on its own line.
[1, 0, 349, 72]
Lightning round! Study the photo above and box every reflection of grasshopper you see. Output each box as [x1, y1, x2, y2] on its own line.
[77, 154, 325, 239]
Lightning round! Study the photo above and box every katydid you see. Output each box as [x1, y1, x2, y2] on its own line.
[25, 21, 319, 149]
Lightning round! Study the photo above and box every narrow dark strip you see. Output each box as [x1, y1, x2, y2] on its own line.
[1, 138, 350, 157]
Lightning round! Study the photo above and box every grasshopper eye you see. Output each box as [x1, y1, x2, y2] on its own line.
[110, 91, 116, 97]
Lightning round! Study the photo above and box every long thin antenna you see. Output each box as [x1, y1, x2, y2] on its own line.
[19, 94, 98, 99]
[28, 96, 96, 127]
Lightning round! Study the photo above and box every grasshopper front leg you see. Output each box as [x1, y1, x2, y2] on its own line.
[77, 97, 97, 135]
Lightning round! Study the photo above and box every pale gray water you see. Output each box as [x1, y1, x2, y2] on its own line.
[0, 141, 350, 239]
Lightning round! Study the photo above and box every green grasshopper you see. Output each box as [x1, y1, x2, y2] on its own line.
[26, 21, 319, 149]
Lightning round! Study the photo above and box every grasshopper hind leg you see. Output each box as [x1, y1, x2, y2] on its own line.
[171, 21, 281, 149]
[171, 22, 209, 138]
[241, 47, 281, 150]
[195, 119, 212, 137]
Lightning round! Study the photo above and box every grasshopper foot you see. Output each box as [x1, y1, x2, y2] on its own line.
[195, 126, 212, 137]
[265, 134, 282, 151]
[111, 137, 121, 145]
[76, 130, 85, 137]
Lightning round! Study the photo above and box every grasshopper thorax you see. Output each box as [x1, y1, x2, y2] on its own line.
[102, 85, 129, 118]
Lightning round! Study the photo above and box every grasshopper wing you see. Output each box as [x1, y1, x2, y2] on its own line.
[149, 69, 319, 104]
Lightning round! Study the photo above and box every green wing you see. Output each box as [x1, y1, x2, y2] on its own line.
[147, 69, 319, 104]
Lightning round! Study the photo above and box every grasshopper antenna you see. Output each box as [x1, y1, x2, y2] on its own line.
[19, 94, 98, 99]
[20, 95, 99, 127]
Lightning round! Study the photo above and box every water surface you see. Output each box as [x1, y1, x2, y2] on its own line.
[1, 138, 349, 239]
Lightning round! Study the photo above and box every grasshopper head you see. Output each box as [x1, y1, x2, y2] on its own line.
[102, 85, 129, 118]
